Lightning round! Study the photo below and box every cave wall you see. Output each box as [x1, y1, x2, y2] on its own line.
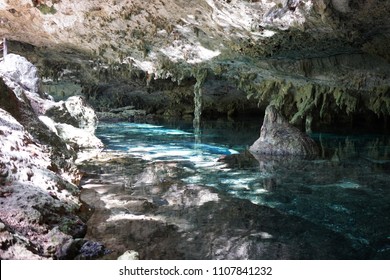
[1, 0, 389, 131]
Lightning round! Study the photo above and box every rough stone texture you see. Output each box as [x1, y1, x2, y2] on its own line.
[117, 250, 140, 260]
[249, 104, 319, 156]
[0, 0, 388, 127]
[54, 123, 104, 150]
[0, 108, 83, 259]
[46, 95, 98, 134]
[0, 54, 40, 93]
[0, 55, 103, 259]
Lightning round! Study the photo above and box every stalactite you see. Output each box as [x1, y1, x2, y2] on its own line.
[193, 68, 208, 139]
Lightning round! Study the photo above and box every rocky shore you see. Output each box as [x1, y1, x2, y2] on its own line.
[0, 54, 105, 259]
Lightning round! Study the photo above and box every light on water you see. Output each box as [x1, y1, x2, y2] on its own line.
[96, 120, 390, 258]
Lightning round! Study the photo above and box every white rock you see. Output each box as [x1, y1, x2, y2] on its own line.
[0, 54, 40, 93]
[38, 115, 58, 135]
[65, 96, 98, 134]
[55, 123, 104, 149]
[117, 250, 139, 260]
[46, 96, 98, 134]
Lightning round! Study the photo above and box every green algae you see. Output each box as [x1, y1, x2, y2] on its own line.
[38, 4, 57, 15]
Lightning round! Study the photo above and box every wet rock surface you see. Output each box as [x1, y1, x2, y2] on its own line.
[79, 151, 364, 260]
[250, 105, 319, 156]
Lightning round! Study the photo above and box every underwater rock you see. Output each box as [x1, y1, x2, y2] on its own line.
[250, 105, 319, 156]
[79, 152, 363, 260]
[75, 240, 111, 260]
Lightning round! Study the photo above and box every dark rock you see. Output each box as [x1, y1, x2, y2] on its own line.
[76, 240, 111, 260]
[249, 105, 319, 156]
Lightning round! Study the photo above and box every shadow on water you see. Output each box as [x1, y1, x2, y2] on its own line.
[83, 119, 390, 259]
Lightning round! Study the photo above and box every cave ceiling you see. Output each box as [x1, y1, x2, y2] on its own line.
[1, 0, 389, 118]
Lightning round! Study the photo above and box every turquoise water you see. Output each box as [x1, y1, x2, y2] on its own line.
[96, 120, 390, 258]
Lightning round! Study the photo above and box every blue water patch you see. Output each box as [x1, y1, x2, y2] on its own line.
[97, 122, 238, 162]
[96, 121, 390, 252]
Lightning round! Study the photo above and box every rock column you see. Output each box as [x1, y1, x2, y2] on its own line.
[249, 105, 319, 156]
[193, 68, 208, 139]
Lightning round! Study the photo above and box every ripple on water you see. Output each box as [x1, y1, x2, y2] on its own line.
[96, 121, 390, 257]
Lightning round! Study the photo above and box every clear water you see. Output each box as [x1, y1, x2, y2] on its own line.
[96, 119, 390, 258]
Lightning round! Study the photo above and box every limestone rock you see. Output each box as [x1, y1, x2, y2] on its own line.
[249, 105, 319, 156]
[0, 108, 84, 260]
[46, 96, 98, 134]
[0, 55, 102, 260]
[43, 95, 103, 150]
[55, 123, 103, 150]
[0, 54, 40, 93]
[117, 250, 140, 260]
[1, 0, 389, 124]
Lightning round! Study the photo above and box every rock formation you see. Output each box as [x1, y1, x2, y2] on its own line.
[0, 0, 389, 260]
[0, 0, 388, 128]
[250, 104, 319, 156]
[0, 54, 104, 259]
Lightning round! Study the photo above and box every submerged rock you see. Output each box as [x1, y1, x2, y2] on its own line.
[79, 152, 363, 260]
[250, 105, 319, 156]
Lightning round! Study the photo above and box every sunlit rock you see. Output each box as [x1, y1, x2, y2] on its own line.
[117, 250, 139, 260]
[250, 104, 319, 156]
[0, 108, 85, 259]
[46, 95, 98, 134]
[55, 123, 103, 150]
[0, 54, 40, 93]
[0, 54, 104, 259]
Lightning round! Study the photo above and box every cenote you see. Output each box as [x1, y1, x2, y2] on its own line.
[90, 119, 390, 259]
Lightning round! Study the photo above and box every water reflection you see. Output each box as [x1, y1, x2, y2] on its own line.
[96, 121, 390, 258]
